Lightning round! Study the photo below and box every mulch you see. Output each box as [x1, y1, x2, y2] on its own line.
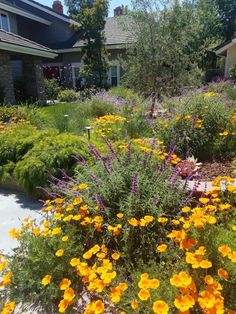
[196, 161, 234, 181]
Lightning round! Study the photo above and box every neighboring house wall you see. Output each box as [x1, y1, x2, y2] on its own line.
[225, 44, 236, 76]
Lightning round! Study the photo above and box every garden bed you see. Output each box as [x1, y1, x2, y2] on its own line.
[196, 161, 234, 181]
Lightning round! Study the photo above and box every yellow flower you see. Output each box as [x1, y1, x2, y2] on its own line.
[78, 183, 88, 189]
[72, 197, 83, 205]
[170, 272, 192, 288]
[138, 289, 150, 301]
[62, 236, 69, 242]
[157, 217, 168, 223]
[58, 299, 69, 313]
[1, 301, 15, 314]
[32, 227, 41, 236]
[55, 249, 64, 257]
[128, 217, 139, 227]
[199, 260, 212, 269]
[228, 251, 236, 263]
[9, 228, 20, 239]
[117, 213, 124, 219]
[232, 226, 236, 231]
[153, 300, 169, 314]
[70, 258, 80, 267]
[63, 287, 75, 302]
[60, 278, 71, 290]
[199, 197, 210, 204]
[131, 300, 139, 310]
[112, 252, 120, 260]
[41, 275, 51, 286]
[174, 294, 195, 312]
[51, 227, 62, 235]
[218, 245, 231, 257]
[0, 261, 8, 271]
[84, 300, 105, 314]
[156, 244, 167, 252]
[182, 207, 191, 213]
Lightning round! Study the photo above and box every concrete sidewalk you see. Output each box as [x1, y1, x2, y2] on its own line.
[0, 188, 42, 254]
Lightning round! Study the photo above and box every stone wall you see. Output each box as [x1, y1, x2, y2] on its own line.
[0, 52, 16, 104]
[22, 55, 46, 104]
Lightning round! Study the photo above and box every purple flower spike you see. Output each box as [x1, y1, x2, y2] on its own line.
[131, 174, 138, 195]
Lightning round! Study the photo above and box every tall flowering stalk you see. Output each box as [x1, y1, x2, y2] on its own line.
[131, 174, 138, 195]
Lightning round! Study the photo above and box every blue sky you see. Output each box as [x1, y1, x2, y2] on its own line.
[37, 0, 131, 16]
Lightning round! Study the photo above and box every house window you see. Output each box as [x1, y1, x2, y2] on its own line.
[111, 65, 118, 86]
[72, 63, 84, 89]
[0, 12, 10, 32]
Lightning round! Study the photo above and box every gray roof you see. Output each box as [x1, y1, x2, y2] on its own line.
[0, 29, 56, 55]
[73, 17, 133, 48]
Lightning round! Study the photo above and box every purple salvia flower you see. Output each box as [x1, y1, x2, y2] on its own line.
[131, 174, 138, 195]
[89, 173, 99, 185]
[101, 136, 121, 162]
[95, 194, 106, 211]
[153, 195, 158, 206]
[60, 169, 79, 185]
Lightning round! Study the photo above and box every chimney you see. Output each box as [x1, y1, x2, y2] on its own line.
[114, 6, 123, 17]
[52, 0, 63, 14]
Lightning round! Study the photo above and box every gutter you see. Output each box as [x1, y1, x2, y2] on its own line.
[0, 42, 57, 58]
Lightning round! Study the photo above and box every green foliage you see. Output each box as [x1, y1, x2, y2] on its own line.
[13, 132, 88, 197]
[229, 65, 236, 81]
[86, 96, 116, 117]
[109, 86, 141, 104]
[44, 79, 60, 101]
[155, 92, 235, 161]
[73, 146, 188, 265]
[226, 85, 236, 102]
[74, 0, 109, 87]
[58, 89, 77, 103]
[123, 0, 222, 96]
[0, 107, 20, 122]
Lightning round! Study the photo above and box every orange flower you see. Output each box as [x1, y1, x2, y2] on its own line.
[156, 244, 167, 252]
[174, 294, 195, 312]
[170, 272, 192, 288]
[112, 252, 120, 260]
[138, 289, 150, 301]
[41, 275, 51, 286]
[63, 287, 75, 302]
[58, 299, 69, 313]
[117, 213, 124, 219]
[131, 300, 139, 310]
[218, 245, 231, 257]
[217, 268, 229, 280]
[1, 301, 15, 314]
[128, 218, 139, 227]
[60, 278, 71, 290]
[153, 300, 169, 314]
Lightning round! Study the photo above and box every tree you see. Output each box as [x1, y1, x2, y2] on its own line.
[216, 0, 236, 39]
[122, 0, 223, 97]
[72, 0, 109, 88]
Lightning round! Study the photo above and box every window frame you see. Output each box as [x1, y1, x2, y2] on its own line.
[0, 11, 10, 32]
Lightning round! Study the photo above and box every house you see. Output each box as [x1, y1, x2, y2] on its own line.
[0, 0, 132, 104]
[215, 35, 236, 77]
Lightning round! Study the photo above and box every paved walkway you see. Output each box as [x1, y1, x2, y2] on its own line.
[0, 188, 42, 254]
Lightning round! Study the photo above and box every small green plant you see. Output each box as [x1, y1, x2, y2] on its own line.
[44, 79, 60, 101]
[229, 65, 236, 81]
[58, 89, 77, 102]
